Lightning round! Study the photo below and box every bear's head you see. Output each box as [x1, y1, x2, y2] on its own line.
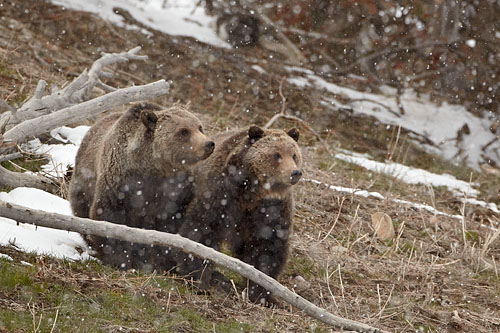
[229, 125, 303, 199]
[127, 103, 215, 171]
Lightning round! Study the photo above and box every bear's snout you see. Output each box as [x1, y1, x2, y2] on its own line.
[204, 141, 215, 154]
[290, 169, 302, 185]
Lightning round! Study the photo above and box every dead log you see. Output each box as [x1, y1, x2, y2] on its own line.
[0, 167, 57, 193]
[0, 200, 387, 333]
[3, 80, 169, 144]
[1, 47, 148, 130]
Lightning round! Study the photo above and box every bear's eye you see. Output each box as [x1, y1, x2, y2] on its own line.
[179, 129, 190, 137]
[293, 153, 298, 163]
[274, 153, 282, 162]
[199, 126, 204, 134]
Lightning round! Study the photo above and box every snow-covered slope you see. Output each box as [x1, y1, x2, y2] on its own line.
[287, 69, 496, 171]
[50, 0, 229, 48]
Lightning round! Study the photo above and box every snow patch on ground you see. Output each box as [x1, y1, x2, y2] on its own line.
[463, 198, 500, 214]
[335, 153, 479, 197]
[0, 253, 13, 261]
[50, 0, 230, 48]
[305, 178, 463, 220]
[0, 188, 92, 261]
[251, 65, 266, 74]
[306, 179, 384, 199]
[333, 150, 499, 214]
[391, 198, 463, 220]
[287, 70, 497, 170]
[50, 126, 90, 146]
[306, 179, 499, 232]
[25, 126, 90, 177]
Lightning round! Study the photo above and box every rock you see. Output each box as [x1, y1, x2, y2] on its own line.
[291, 275, 310, 292]
[371, 212, 395, 241]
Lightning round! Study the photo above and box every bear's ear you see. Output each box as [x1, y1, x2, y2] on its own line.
[287, 128, 300, 142]
[248, 125, 264, 142]
[128, 102, 162, 119]
[141, 110, 158, 132]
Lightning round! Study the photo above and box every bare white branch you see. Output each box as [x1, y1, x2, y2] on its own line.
[3, 47, 150, 130]
[3, 80, 170, 144]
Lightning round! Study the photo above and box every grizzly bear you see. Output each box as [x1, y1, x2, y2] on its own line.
[177, 125, 302, 304]
[69, 102, 215, 272]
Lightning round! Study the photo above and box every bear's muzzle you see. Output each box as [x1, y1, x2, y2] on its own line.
[290, 169, 302, 185]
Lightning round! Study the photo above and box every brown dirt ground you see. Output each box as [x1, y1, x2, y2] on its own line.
[1, 1, 499, 332]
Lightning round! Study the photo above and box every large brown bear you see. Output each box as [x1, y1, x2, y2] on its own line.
[178, 125, 303, 304]
[69, 102, 214, 272]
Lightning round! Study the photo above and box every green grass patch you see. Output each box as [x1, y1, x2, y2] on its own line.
[0, 256, 256, 332]
[1, 157, 47, 173]
[0, 62, 17, 79]
[286, 256, 317, 279]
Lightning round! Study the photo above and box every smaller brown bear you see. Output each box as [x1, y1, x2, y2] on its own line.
[69, 102, 214, 272]
[178, 125, 302, 304]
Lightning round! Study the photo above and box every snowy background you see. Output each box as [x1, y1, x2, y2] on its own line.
[49, 0, 500, 171]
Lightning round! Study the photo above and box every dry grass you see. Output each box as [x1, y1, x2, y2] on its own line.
[0, 1, 499, 332]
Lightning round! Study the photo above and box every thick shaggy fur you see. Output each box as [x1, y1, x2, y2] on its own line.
[178, 125, 303, 304]
[69, 103, 214, 272]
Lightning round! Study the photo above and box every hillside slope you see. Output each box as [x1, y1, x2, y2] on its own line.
[1, 1, 499, 332]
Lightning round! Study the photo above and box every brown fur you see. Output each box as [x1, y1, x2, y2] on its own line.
[177, 125, 302, 304]
[69, 102, 214, 272]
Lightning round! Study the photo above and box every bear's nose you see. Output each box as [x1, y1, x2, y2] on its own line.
[290, 169, 302, 185]
[204, 141, 215, 153]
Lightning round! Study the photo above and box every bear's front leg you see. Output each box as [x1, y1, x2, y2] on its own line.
[177, 195, 228, 290]
[89, 177, 155, 270]
[236, 199, 292, 305]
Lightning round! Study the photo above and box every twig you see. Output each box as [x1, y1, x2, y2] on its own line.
[281, 27, 354, 44]
[264, 79, 333, 155]
[375, 284, 395, 320]
[481, 136, 498, 152]
[338, 263, 347, 316]
[264, 78, 287, 129]
[50, 308, 59, 333]
[0, 200, 388, 333]
[320, 197, 345, 243]
[30, 45, 51, 69]
[325, 263, 339, 311]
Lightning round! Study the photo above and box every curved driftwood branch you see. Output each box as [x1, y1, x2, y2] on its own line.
[3, 80, 169, 144]
[0, 200, 387, 333]
[1, 47, 148, 130]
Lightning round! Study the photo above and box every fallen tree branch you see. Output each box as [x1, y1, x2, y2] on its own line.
[0, 47, 148, 130]
[0, 167, 57, 193]
[0, 200, 387, 333]
[0, 152, 23, 163]
[3, 80, 169, 144]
